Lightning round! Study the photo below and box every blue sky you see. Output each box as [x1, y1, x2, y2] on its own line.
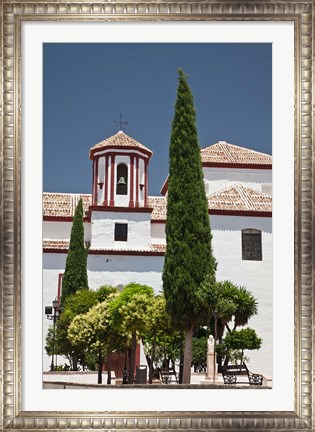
[43, 43, 272, 196]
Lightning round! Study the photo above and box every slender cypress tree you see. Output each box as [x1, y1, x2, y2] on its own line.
[162, 70, 216, 383]
[61, 198, 88, 304]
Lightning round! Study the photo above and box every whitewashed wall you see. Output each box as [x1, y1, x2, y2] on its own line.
[91, 211, 151, 249]
[203, 167, 272, 195]
[211, 215, 273, 378]
[43, 213, 272, 376]
[43, 221, 91, 242]
[151, 223, 166, 244]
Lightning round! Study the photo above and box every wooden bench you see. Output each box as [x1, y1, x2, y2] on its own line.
[220, 363, 264, 385]
[159, 367, 179, 384]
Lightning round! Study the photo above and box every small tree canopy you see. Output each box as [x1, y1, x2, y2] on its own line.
[223, 328, 262, 352]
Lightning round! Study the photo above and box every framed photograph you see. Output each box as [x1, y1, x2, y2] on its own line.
[1, 1, 313, 430]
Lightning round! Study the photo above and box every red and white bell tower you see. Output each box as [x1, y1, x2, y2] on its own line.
[89, 130, 152, 209]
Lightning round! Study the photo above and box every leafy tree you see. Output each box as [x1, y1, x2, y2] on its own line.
[61, 199, 88, 304]
[45, 289, 98, 370]
[68, 291, 128, 384]
[45, 286, 118, 371]
[217, 328, 262, 364]
[143, 295, 179, 383]
[163, 69, 217, 383]
[201, 277, 259, 368]
[109, 283, 154, 383]
[192, 336, 208, 372]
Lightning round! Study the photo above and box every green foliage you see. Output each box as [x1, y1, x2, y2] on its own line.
[217, 328, 262, 364]
[223, 328, 262, 351]
[109, 283, 155, 382]
[110, 283, 154, 336]
[96, 285, 119, 303]
[201, 278, 258, 339]
[45, 289, 99, 369]
[192, 336, 207, 370]
[68, 291, 124, 352]
[163, 69, 217, 331]
[61, 199, 88, 304]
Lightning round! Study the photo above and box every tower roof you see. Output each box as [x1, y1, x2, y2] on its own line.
[201, 141, 272, 167]
[89, 130, 153, 159]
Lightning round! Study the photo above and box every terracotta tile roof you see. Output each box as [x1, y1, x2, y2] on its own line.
[201, 141, 272, 165]
[89, 130, 152, 158]
[207, 184, 272, 213]
[43, 239, 166, 253]
[43, 239, 70, 250]
[147, 196, 167, 220]
[43, 193, 91, 217]
[150, 243, 166, 253]
[43, 184, 271, 221]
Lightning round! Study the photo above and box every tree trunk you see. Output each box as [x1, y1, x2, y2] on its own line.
[72, 353, 78, 371]
[98, 348, 103, 384]
[129, 330, 137, 384]
[182, 326, 194, 384]
[106, 349, 112, 384]
[149, 333, 156, 384]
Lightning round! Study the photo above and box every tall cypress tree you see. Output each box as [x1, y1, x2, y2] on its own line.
[162, 70, 216, 383]
[61, 198, 88, 304]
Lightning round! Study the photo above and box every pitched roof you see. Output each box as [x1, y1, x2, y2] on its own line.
[201, 141, 272, 166]
[43, 193, 91, 218]
[43, 184, 271, 221]
[89, 130, 152, 159]
[207, 184, 272, 213]
[42, 239, 166, 254]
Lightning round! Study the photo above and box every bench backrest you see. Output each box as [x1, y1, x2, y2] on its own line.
[220, 365, 248, 375]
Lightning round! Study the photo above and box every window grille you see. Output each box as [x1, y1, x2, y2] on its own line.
[242, 229, 262, 261]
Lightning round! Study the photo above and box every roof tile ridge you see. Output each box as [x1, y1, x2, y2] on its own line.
[234, 184, 255, 210]
[219, 142, 235, 162]
[207, 183, 240, 198]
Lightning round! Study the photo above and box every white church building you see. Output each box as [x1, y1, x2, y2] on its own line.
[43, 130, 272, 378]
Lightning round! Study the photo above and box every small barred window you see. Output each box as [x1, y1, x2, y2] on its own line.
[115, 223, 128, 242]
[242, 229, 262, 261]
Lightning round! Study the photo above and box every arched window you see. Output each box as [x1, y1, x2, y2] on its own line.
[116, 164, 128, 195]
[241, 229, 262, 261]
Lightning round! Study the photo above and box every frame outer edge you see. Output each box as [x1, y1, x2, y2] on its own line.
[0, 1, 313, 430]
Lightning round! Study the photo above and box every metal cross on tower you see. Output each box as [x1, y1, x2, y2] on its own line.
[114, 113, 128, 130]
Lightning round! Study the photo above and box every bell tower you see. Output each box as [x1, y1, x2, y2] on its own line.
[89, 130, 152, 209]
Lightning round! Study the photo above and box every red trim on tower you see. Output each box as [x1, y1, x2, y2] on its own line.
[90, 145, 152, 160]
[93, 159, 99, 205]
[129, 156, 135, 207]
[92, 161, 95, 204]
[135, 156, 139, 207]
[104, 155, 109, 206]
[144, 160, 148, 206]
[110, 155, 115, 206]
[88, 205, 152, 213]
[95, 157, 99, 205]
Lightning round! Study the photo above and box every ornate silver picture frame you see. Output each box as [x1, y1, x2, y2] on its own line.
[1, 0, 313, 430]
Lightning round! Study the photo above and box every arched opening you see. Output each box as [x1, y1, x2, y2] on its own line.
[116, 164, 128, 195]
